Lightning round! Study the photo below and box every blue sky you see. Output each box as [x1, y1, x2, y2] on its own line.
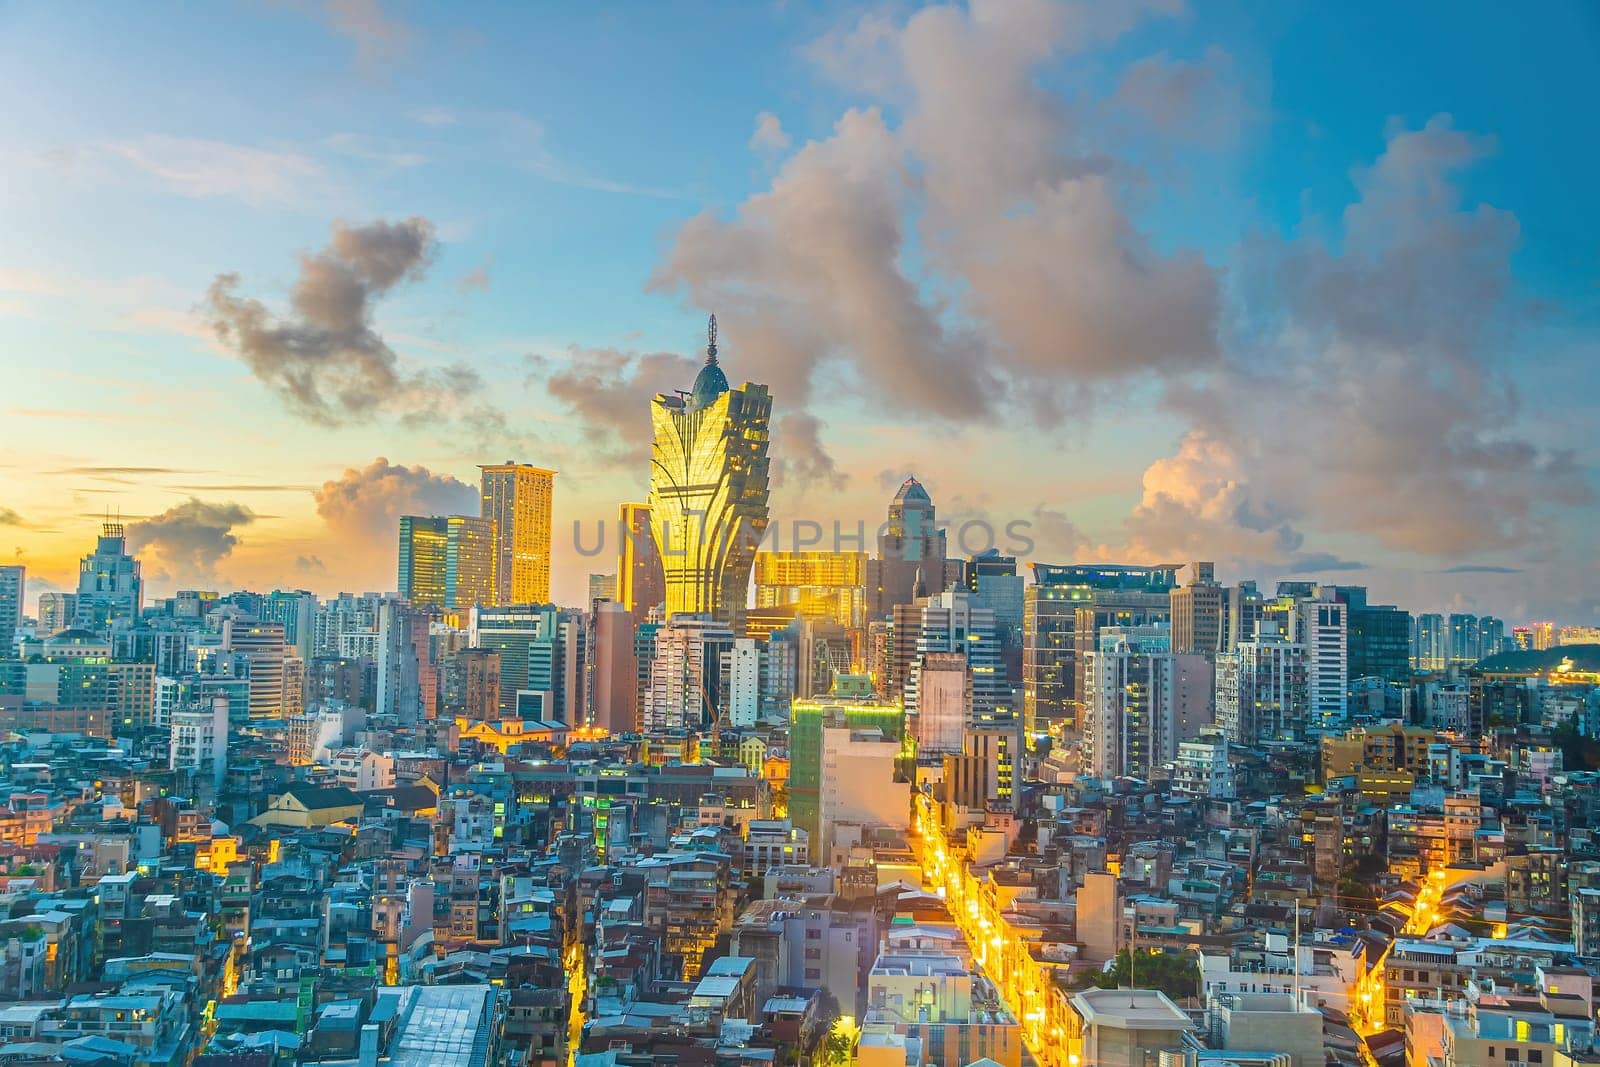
[1, 0, 1596, 621]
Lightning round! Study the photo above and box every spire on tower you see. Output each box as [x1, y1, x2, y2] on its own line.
[706, 314, 719, 365]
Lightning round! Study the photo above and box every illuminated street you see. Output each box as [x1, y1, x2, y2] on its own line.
[565, 940, 587, 1067]
[912, 792, 1074, 1067]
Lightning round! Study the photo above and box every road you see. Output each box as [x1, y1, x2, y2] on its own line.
[910, 792, 1076, 1067]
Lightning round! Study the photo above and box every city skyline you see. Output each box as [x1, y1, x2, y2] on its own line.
[2, 2, 1597, 623]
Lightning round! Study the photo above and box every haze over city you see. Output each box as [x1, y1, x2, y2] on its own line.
[2, 2, 1596, 623]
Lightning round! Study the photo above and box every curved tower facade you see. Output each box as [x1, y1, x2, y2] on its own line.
[647, 317, 772, 635]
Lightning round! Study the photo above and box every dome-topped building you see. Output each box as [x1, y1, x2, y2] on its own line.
[688, 314, 730, 411]
[648, 314, 772, 636]
[893, 476, 931, 506]
[867, 474, 950, 619]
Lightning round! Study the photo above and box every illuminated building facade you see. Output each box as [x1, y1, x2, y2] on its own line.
[1082, 625, 1177, 780]
[398, 515, 494, 610]
[617, 501, 665, 622]
[479, 461, 557, 606]
[753, 550, 866, 629]
[1216, 621, 1308, 744]
[647, 317, 771, 635]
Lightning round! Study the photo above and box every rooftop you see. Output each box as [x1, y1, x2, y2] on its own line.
[1071, 988, 1193, 1031]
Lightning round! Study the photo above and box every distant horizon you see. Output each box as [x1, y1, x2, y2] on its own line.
[14, 511, 1587, 633]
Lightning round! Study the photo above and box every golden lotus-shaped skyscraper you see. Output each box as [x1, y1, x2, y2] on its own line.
[648, 316, 772, 635]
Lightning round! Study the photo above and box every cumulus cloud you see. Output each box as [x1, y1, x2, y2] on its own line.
[1114, 47, 1246, 145]
[204, 217, 483, 424]
[295, 554, 328, 574]
[126, 499, 255, 583]
[313, 456, 478, 542]
[1121, 115, 1592, 565]
[528, 346, 699, 465]
[651, 0, 1217, 428]
[1118, 430, 1304, 563]
[771, 412, 846, 494]
[653, 107, 996, 418]
[750, 112, 791, 155]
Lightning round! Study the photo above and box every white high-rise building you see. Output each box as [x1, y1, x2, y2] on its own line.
[644, 616, 734, 732]
[1216, 622, 1308, 745]
[914, 651, 970, 755]
[728, 638, 763, 728]
[1171, 729, 1234, 799]
[1082, 625, 1178, 780]
[1297, 590, 1348, 731]
[170, 696, 229, 793]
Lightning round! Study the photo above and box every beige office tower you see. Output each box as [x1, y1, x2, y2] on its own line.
[479, 462, 556, 606]
[646, 316, 771, 635]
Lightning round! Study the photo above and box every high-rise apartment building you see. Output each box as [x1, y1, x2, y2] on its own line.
[906, 586, 1010, 719]
[1021, 565, 1177, 738]
[647, 318, 771, 635]
[1169, 561, 1224, 659]
[439, 647, 501, 722]
[261, 590, 317, 665]
[1447, 613, 1480, 664]
[37, 592, 77, 638]
[169, 696, 229, 794]
[1083, 625, 1178, 780]
[222, 617, 288, 720]
[1216, 621, 1308, 744]
[617, 502, 665, 622]
[727, 637, 763, 728]
[643, 615, 735, 732]
[1022, 582, 1088, 736]
[1298, 590, 1349, 730]
[1223, 581, 1265, 653]
[0, 565, 22, 655]
[1532, 621, 1557, 650]
[479, 462, 556, 606]
[789, 678, 905, 842]
[74, 522, 143, 633]
[1480, 616, 1508, 656]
